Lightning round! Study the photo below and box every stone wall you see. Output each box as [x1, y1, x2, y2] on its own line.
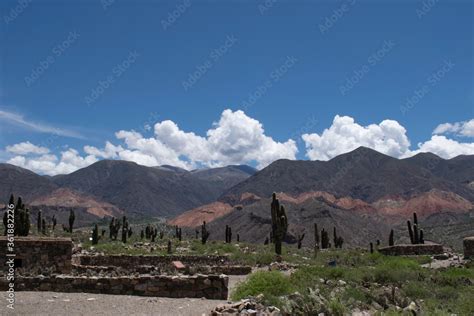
[0, 274, 228, 299]
[463, 237, 474, 259]
[0, 237, 72, 274]
[78, 254, 229, 268]
[378, 244, 443, 256]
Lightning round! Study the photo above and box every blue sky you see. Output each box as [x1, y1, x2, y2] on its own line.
[0, 0, 473, 175]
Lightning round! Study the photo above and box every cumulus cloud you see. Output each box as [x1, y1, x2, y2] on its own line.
[302, 115, 411, 160]
[433, 119, 474, 137]
[415, 135, 474, 159]
[6, 141, 49, 155]
[5, 109, 298, 175]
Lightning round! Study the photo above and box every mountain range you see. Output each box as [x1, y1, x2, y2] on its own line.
[1, 147, 473, 248]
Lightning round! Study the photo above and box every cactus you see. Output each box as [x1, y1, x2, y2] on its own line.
[52, 215, 57, 230]
[389, 229, 394, 246]
[37, 209, 42, 232]
[41, 218, 46, 235]
[297, 233, 305, 249]
[270, 193, 288, 256]
[128, 227, 133, 238]
[237, 233, 240, 242]
[264, 237, 269, 245]
[419, 229, 424, 244]
[92, 224, 99, 245]
[414, 223, 419, 244]
[370, 242, 374, 254]
[140, 229, 144, 239]
[159, 230, 164, 239]
[69, 209, 75, 233]
[321, 229, 329, 249]
[201, 221, 210, 244]
[178, 228, 182, 241]
[225, 225, 232, 243]
[101, 229, 106, 237]
[121, 216, 128, 243]
[167, 240, 172, 254]
[407, 220, 414, 244]
[314, 223, 320, 250]
[195, 229, 199, 239]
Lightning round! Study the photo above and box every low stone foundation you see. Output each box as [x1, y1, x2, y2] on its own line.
[0, 274, 228, 299]
[77, 254, 229, 267]
[463, 237, 474, 259]
[378, 244, 443, 256]
[0, 237, 72, 274]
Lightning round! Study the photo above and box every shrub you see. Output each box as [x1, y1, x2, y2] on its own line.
[231, 271, 293, 306]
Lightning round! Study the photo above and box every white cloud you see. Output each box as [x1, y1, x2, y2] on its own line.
[302, 115, 411, 160]
[6, 141, 49, 155]
[5, 109, 298, 174]
[433, 119, 474, 137]
[415, 135, 474, 159]
[0, 109, 84, 139]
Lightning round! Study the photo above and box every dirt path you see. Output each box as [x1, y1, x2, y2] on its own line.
[0, 275, 250, 316]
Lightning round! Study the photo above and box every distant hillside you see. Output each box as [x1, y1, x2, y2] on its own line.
[221, 147, 474, 203]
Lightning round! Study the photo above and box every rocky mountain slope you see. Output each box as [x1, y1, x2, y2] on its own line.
[221, 147, 474, 203]
[0, 161, 255, 221]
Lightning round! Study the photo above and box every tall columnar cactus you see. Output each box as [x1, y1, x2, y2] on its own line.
[69, 209, 75, 233]
[52, 215, 57, 231]
[271, 193, 288, 256]
[237, 233, 240, 242]
[140, 229, 144, 239]
[297, 233, 305, 249]
[414, 223, 419, 244]
[41, 218, 46, 235]
[314, 223, 320, 251]
[321, 229, 329, 249]
[37, 209, 42, 232]
[92, 224, 99, 245]
[389, 229, 394, 246]
[419, 229, 424, 244]
[407, 220, 414, 244]
[201, 221, 210, 244]
[370, 242, 374, 254]
[121, 216, 128, 243]
[225, 225, 232, 243]
[167, 240, 172, 254]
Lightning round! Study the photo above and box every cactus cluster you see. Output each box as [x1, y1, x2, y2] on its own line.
[3, 195, 31, 236]
[201, 221, 210, 244]
[109, 217, 121, 240]
[407, 212, 424, 244]
[270, 193, 288, 256]
[225, 225, 232, 243]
